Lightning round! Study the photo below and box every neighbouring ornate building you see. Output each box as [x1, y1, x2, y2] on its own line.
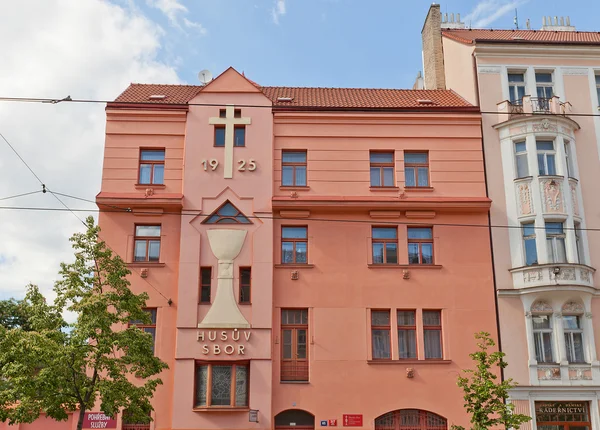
[5, 67, 501, 430]
[421, 5, 600, 430]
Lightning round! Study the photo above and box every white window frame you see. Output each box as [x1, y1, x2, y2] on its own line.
[522, 223, 538, 266]
[535, 71, 554, 99]
[536, 140, 557, 176]
[532, 313, 554, 363]
[545, 221, 567, 264]
[563, 314, 586, 364]
[575, 222, 585, 265]
[564, 140, 576, 179]
[514, 141, 529, 178]
[508, 71, 527, 105]
[595, 73, 600, 107]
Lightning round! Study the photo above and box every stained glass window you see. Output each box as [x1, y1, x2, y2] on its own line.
[194, 363, 249, 408]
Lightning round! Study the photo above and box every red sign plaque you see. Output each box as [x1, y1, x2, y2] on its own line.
[329, 419, 338, 426]
[82, 412, 117, 429]
[343, 415, 363, 427]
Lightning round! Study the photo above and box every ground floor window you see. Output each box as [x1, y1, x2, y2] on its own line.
[535, 401, 590, 430]
[375, 409, 447, 430]
[194, 362, 249, 408]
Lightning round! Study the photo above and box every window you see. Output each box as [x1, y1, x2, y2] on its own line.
[129, 308, 157, 352]
[404, 152, 429, 187]
[194, 362, 249, 408]
[408, 227, 433, 265]
[397, 310, 417, 359]
[423, 310, 442, 359]
[370, 152, 395, 187]
[532, 314, 553, 363]
[219, 108, 241, 118]
[515, 141, 529, 178]
[372, 227, 398, 264]
[281, 227, 308, 264]
[564, 315, 585, 363]
[522, 223, 538, 266]
[371, 310, 391, 360]
[508, 72, 526, 105]
[282, 151, 307, 187]
[122, 410, 151, 430]
[239, 268, 251, 304]
[546, 222, 566, 263]
[139, 149, 165, 185]
[375, 410, 447, 430]
[575, 223, 584, 264]
[565, 141, 576, 179]
[536, 141, 556, 176]
[215, 127, 245, 147]
[134, 225, 161, 262]
[203, 201, 250, 224]
[535, 72, 554, 111]
[595, 74, 600, 105]
[200, 267, 211, 304]
[281, 309, 308, 381]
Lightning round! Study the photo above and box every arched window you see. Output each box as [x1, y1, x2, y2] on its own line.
[375, 410, 447, 430]
[562, 300, 586, 363]
[203, 201, 251, 224]
[531, 300, 554, 363]
[275, 410, 314, 430]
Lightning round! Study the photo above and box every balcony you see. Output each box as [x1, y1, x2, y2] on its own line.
[511, 263, 595, 290]
[498, 95, 572, 119]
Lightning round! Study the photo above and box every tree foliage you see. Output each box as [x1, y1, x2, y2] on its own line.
[0, 298, 31, 330]
[452, 332, 531, 430]
[0, 217, 168, 430]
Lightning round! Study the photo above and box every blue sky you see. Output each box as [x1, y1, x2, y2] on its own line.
[137, 0, 600, 90]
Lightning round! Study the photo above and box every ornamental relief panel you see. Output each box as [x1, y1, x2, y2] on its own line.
[523, 269, 543, 283]
[580, 269, 591, 283]
[568, 367, 592, 380]
[540, 180, 564, 213]
[533, 119, 558, 132]
[531, 300, 553, 312]
[550, 268, 576, 281]
[538, 366, 561, 380]
[562, 301, 584, 313]
[518, 183, 533, 216]
[570, 182, 580, 217]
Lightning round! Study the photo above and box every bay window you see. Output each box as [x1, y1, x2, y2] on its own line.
[564, 315, 585, 363]
[546, 222, 566, 264]
[515, 141, 528, 178]
[522, 223, 538, 266]
[532, 314, 553, 363]
[537, 140, 556, 176]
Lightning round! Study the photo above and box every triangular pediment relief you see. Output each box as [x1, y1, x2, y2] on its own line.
[202, 200, 252, 224]
[200, 67, 262, 94]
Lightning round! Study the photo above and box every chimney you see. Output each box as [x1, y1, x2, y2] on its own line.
[422, 4, 446, 90]
[541, 15, 576, 31]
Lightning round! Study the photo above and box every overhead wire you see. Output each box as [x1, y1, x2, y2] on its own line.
[0, 190, 44, 201]
[0, 95, 599, 117]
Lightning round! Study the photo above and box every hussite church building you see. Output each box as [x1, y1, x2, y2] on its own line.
[2, 68, 499, 430]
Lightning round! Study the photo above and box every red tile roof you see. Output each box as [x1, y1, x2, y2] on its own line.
[112, 84, 474, 110]
[443, 29, 600, 45]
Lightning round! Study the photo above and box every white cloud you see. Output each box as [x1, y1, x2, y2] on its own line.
[146, 0, 206, 33]
[0, 1, 180, 311]
[464, 0, 526, 28]
[271, 0, 286, 25]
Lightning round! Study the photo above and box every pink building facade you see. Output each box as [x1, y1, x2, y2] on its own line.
[421, 5, 600, 430]
[1, 68, 499, 430]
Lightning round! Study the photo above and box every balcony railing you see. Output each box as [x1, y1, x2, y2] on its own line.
[510, 263, 595, 290]
[498, 96, 572, 119]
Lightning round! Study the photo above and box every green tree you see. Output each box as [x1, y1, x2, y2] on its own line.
[452, 332, 531, 430]
[0, 298, 31, 330]
[0, 217, 168, 430]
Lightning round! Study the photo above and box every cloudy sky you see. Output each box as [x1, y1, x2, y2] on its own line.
[1, 0, 599, 302]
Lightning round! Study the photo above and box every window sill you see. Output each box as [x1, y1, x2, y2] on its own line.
[367, 264, 442, 270]
[127, 262, 166, 267]
[514, 176, 534, 182]
[538, 175, 564, 179]
[135, 184, 166, 189]
[403, 186, 434, 192]
[274, 264, 315, 269]
[280, 186, 310, 191]
[280, 380, 310, 384]
[367, 359, 451, 365]
[193, 407, 250, 412]
[369, 186, 400, 191]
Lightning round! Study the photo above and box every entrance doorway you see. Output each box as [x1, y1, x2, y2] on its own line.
[535, 401, 591, 430]
[275, 409, 315, 430]
[375, 409, 447, 430]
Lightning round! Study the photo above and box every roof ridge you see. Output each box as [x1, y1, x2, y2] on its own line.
[443, 28, 600, 34]
[260, 86, 457, 92]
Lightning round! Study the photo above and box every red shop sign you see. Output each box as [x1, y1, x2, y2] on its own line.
[343, 415, 363, 427]
[82, 412, 117, 429]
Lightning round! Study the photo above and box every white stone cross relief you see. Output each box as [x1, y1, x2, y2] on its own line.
[198, 229, 250, 328]
[208, 105, 252, 179]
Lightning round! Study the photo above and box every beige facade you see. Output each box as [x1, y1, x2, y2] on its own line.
[421, 5, 600, 430]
